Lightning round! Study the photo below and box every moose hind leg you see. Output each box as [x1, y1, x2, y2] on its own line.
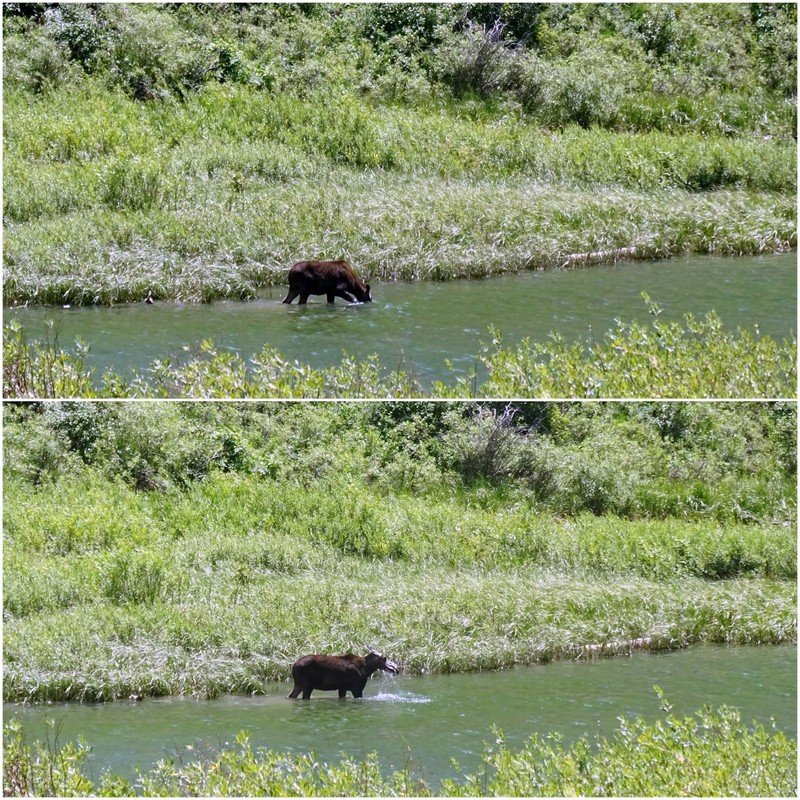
[338, 689, 347, 699]
[288, 684, 302, 699]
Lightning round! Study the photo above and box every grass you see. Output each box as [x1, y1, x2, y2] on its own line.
[4, 561, 795, 703]
[4, 398, 796, 703]
[439, 301, 799, 399]
[3, 700, 797, 796]
[4, 145, 796, 305]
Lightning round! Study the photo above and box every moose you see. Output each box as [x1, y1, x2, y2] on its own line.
[288, 647, 400, 699]
[282, 260, 373, 305]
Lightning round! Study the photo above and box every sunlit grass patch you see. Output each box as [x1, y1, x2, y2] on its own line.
[4, 173, 795, 305]
[3, 559, 795, 702]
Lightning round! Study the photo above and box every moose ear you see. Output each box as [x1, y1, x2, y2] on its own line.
[366, 645, 380, 655]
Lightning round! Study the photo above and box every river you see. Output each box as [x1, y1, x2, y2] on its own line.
[5, 253, 796, 385]
[5, 644, 796, 786]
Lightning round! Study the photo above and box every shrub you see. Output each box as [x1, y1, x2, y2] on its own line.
[438, 404, 524, 483]
[435, 19, 514, 98]
[44, 4, 109, 72]
[1, 19, 78, 93]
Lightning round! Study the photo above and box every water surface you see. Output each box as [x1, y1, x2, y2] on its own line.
[6, 644, 796, 786]
[6, 254, 796, 385]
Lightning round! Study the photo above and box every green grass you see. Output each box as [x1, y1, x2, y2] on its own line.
[3, 401, 796, 703]
[440, 301, 799, 399]
[4, 559, 796, 703]
[4, 95, 796, 304]
[4, 700, 796, 796]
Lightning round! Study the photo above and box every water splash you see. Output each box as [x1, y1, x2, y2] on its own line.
[372, 692, 431, 704]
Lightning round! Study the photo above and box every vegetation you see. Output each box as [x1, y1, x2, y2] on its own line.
[3, 3, 796, 306]
[4, 699, 797, 796]
[3, 401, 796, 793]
[4, 401, 796, 703]
[4, 299, 797, 398]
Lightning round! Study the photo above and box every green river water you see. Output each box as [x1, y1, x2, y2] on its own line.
[5, 645, 796, 786]
[5, 253, 796, 385]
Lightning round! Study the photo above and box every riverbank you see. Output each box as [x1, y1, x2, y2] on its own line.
[4, 559, 795, 703]
[4, 162, 795, 306]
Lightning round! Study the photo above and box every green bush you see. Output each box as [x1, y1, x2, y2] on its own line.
[443, 698, 797, 796]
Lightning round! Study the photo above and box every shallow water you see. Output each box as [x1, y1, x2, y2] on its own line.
[6, 253, 796, 385]
[6, 644, 796, 785]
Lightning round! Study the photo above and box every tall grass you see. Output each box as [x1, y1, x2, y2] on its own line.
[3, 560, 796, 703]
[441, 301, 798, 399]
[4, 152, 796, 305]
[1, 320, 96, 398]
[4, 402, 795, 702]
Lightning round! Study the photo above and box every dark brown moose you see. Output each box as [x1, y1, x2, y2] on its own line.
[288, 647, 400, 699]
[282, 260, 373, 305]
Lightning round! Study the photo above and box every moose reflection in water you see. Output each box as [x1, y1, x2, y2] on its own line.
[288, 647, 400, 699]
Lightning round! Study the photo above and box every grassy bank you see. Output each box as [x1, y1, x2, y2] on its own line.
[4, 558, 795, 703]
[4, 301, 797, 398]
[4, 402, 796, 702]
[3, 3, 796, 306]
[4, 700, 797, 796]
[4, 165, 795, 305]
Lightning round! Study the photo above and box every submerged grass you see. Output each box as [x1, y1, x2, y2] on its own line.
[4, 701, 796, 796]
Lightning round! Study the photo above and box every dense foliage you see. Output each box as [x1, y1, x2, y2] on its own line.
[3, 402, 796, 703]
[4, 3, 796, 130]
[3, 3, 796, 306]
[4, 400, 796, 520]
[4, 701, 797, 796]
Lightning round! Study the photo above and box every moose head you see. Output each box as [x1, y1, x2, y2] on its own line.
[366, 645, 401, 674]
